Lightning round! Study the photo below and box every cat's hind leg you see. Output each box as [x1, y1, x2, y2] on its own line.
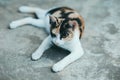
[9, 17, 45, 29]
[19, 6, 47, 18]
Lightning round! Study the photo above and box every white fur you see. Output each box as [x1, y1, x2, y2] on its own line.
[9, 6, 84, 72]
[19, 6, 47, 19]
[52, 34, 65, 46]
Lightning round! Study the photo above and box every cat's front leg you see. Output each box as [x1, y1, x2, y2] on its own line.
[31, 35, 52, 60]
[52, 42, 84, 72]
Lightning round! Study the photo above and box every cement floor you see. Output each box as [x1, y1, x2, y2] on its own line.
[0, 0, 120, 80]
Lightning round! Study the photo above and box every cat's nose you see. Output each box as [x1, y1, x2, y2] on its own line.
[55, 40, 59, 45]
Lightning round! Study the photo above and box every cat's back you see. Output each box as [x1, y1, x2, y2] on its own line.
[46, 7, 78, 18]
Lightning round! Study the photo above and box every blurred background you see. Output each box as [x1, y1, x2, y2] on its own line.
[0, 0, 120, 80]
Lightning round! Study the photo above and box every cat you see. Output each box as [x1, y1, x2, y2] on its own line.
[9, 6, 85, 72]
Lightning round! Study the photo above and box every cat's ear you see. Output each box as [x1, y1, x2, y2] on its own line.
[49, 15, 57, 24]
[69, 21, 77, 28]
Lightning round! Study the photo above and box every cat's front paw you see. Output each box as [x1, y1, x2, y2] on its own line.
[31, 52, 42, 61]
[52, 63, 65, 72]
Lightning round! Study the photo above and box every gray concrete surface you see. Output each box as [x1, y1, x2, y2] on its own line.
[0, 0, 120, 80]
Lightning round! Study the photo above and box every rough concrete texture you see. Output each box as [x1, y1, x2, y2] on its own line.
[0, 0, 120, 80]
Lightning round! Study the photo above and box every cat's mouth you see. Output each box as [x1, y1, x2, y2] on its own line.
[52, 41, 61, 46]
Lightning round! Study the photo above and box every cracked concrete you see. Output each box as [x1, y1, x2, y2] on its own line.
[0, 0, 120, 80]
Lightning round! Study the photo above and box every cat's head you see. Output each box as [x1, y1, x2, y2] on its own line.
[49, 16, 80, 46]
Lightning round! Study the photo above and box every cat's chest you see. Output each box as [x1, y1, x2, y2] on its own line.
[54, 42, 74, 51]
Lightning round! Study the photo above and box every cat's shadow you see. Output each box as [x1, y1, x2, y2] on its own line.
[42, 45, 70, 62]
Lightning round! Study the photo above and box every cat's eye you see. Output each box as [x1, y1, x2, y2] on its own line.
[51, 22, 56, 26]
[61, 32, 69, 39]
[61, 32, 73, 41]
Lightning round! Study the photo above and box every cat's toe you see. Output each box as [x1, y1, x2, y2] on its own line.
[52, 63, 64, 72]
[31, 53, 41, 61]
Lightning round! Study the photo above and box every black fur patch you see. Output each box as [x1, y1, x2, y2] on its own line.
[59, 11, 74, 18]
[47, 7, 73, 15]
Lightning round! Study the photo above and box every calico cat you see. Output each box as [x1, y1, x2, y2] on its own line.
[9, 6, 85, 72]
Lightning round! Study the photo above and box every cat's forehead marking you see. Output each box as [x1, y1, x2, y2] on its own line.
[61, 19, 69, 27]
